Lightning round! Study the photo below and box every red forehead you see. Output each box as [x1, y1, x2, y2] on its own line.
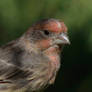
[32, 19, 67, 33]
[42, 21, 67, 33]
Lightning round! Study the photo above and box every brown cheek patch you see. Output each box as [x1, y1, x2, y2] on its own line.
[44, 46, 60, 55]
[36, 39, 51, 49]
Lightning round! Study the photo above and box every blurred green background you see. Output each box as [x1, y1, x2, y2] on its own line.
[0, 0, 92, 92]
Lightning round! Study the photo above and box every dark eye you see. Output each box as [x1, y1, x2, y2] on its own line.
[43, 30, 50, 36]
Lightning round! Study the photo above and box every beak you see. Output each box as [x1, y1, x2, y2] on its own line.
[52, 33, 70, 45]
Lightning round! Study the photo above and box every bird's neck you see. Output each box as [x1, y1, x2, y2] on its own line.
[19, 36, 40, 54]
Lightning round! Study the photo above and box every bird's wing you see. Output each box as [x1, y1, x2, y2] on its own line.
[0, 58, 32, 91]
[0, 41, 49, 91]
[0, 58, 29, 79]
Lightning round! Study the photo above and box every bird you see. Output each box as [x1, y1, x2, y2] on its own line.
[0, 18, 70, 92]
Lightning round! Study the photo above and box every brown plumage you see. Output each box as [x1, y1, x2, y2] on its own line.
[0, 19, 70, 92]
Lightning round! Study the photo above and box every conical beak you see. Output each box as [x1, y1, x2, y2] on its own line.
[59, 33, 70, 44]
[52, 33, 70, 45]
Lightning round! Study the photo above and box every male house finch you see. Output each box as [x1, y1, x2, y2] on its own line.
[0, 19, 70, 92]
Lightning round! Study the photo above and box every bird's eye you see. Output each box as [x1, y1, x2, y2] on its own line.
[43, 30, 50, 36]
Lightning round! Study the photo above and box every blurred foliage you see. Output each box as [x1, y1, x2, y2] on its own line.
[0, 0, 92, 92]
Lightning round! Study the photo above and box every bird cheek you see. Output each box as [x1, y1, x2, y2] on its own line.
[36, 39, 52, 49]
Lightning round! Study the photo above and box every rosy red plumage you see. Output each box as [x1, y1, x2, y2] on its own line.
[0, 18, 70, 92]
